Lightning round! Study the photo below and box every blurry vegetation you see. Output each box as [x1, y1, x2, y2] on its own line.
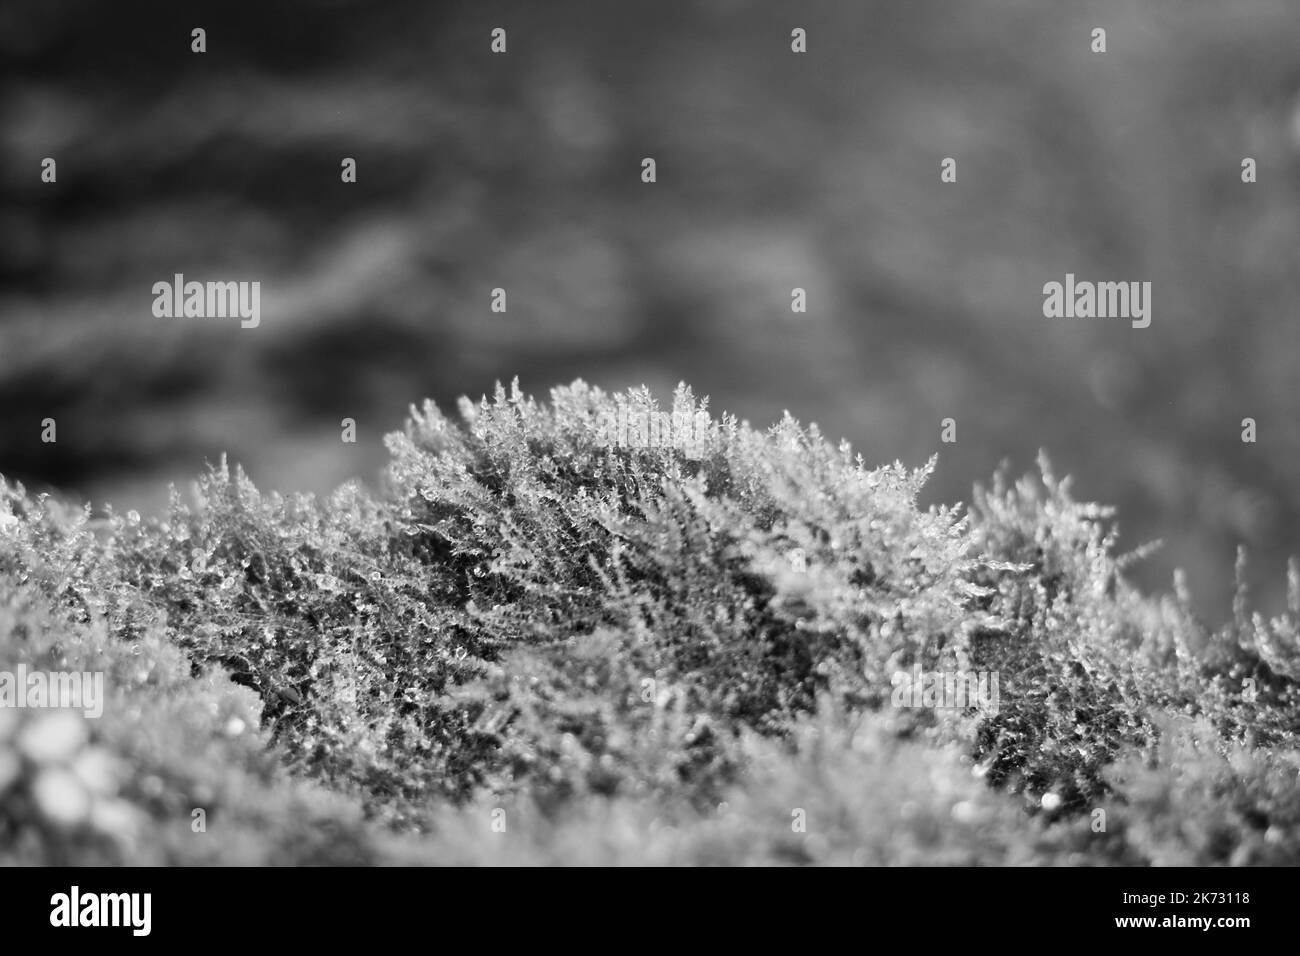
[3, 1, 1300, 622]
[2, 381, 1298, 864]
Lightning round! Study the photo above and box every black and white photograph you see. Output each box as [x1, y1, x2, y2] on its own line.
[0, 0, 1294, 928]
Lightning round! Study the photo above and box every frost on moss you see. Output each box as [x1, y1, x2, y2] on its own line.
[2, 379, 1298, 864]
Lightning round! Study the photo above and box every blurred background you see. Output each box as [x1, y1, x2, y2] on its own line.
[2, 0, 1299, 621]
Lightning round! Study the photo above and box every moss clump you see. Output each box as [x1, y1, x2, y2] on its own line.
[1, 380, 1297, 864]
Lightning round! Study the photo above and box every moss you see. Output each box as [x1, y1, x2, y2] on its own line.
[1, 380, 1297, 864]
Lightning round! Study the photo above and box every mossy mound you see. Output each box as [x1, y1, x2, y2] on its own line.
[2, 381, 1297, 864]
